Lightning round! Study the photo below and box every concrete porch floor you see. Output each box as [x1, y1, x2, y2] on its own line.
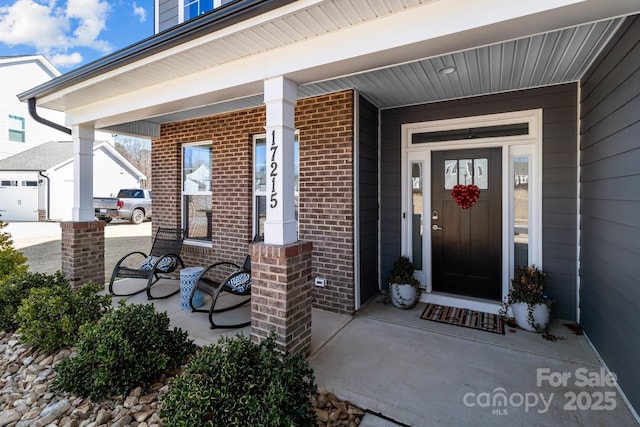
[10, 221, 635, 425]
[109, 278, 638, 427]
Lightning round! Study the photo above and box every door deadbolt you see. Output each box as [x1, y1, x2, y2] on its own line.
[431, 210, 439, 220]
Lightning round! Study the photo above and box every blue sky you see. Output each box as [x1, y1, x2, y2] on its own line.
[0, 0, 154, 71]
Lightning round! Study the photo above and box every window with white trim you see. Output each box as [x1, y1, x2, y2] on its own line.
[182, 142, 212, 242]
[253, 133, 299, 238]
[8, 115, 25, 143]
[183, 0, 234, 21]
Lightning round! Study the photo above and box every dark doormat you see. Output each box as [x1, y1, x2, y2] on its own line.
[420, 303, 504, 335]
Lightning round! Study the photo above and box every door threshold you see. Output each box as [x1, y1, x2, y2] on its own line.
[420, 292, 502, 315]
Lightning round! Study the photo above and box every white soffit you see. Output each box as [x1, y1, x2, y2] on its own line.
[37, 0, 639, 128]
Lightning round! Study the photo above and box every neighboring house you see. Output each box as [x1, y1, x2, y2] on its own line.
[0, 56, 68, 160]
[0, 141, 146, 221]
[0, 55, 114, 161]
[17, 0, 640, 415]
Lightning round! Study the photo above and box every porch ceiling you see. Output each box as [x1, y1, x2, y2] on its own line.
[153, 17, 624, 123]
[21, 0, 640, 135]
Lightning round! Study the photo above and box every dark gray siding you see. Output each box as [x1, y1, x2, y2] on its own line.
[358, 95, 380, 305]
[579, 15, 640, 413]
[380, 84, 578, 319]
[158, 0, 179, 33]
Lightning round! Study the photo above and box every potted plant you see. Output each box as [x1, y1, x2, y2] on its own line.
[388, 256, 422, 309]
[500, 265, 552, 332]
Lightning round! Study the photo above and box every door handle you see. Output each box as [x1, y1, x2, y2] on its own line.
[432, 225, 443, 231]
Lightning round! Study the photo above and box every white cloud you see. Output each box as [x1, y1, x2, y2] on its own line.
[66, 0, 111, 50]
[50, 51, 83, 67]
[133, 2, 146, 23]
[0, 0, 112, 67]
[0, 0, 68, 50]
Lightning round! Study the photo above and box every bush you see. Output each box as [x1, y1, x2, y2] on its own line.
[0, 271, 68, 331]
[0, 217, 27, 280]
[160, 334, 317, 427]
[15, 282, 111, 353]
[54, 301, 197, 401]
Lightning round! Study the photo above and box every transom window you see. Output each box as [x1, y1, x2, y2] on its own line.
[8, 115, 25, 143]
[182, 142, 212, 242]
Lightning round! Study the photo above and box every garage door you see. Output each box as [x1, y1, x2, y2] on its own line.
[0, 180, 38, 221]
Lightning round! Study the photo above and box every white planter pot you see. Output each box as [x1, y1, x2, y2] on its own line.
[390, 283, 419, 309]
[512, 302, 551, 332]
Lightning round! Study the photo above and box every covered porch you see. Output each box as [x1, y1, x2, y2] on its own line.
[110, 277, 638, 426]
[16, 0, 640, 417]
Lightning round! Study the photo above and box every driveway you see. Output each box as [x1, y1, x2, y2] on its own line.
[5, 220, 152, 282]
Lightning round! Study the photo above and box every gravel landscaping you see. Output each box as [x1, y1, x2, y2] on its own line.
[0, 331, 364, 427]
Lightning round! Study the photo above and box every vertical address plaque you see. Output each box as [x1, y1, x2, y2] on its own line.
[269, 130, 278, 208]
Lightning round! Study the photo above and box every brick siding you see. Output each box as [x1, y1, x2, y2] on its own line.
[298, 92, 355, 314]
[152, 90, 356, 315]
[60, 221, 105, 288]
[250, 241, 313, 355]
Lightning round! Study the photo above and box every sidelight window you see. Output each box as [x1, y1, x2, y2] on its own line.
[411, 162, 423, 271]
[513, 156, 529, 270]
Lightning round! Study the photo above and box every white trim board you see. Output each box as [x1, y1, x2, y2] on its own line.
[400, 109, 543, 314]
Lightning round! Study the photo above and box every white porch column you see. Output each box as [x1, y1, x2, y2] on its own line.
[263, 76, 297, 245]
[71, 124, 95, 221]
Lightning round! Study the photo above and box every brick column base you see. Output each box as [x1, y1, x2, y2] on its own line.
[250, 241, 313, 356]
[61, 221, 105, 289]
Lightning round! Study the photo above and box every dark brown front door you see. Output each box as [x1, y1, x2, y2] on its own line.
[431, 148, 502, 300]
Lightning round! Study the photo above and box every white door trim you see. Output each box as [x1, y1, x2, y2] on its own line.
[401, 109, 543, 314]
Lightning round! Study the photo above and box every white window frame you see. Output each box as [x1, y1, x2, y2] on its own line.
[253, 132, 299, 239]
[8, 115, 25, 143]
[182, 141, 213, 246]
[180, 0, 230, 23]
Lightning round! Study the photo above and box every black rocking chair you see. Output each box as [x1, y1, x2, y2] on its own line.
[108, 227, 185, 299]
[189, 255, 252, 329]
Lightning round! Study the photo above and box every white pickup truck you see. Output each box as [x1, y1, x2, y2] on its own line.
[94, 188, 152, 224]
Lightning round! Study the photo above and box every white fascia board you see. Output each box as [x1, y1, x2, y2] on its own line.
[95, 141, 147, 181]
[45, 142, 145, 181]
[37, 0, 325, 108]
[63, 0, 636, 127]
[65, 58, 266, 128]
[39, 0, 640, 115]
[47, 157, 73, 173]
[0, 55, 60, 78]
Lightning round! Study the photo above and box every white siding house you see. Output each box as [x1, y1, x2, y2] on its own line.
[0, 56, 67, 160]
[0, 141, 146, 221]
[0, 55, 114, 161]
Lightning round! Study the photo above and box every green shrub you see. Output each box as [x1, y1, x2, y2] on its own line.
[15, 282, 111, 353]
[54, 301, 197, 401]
[0, 217, 27, 280]
[0, 271, 68, 331]
[159, 334, 317, 427]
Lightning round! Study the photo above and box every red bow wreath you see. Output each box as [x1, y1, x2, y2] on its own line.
[451, 184, 480, 209]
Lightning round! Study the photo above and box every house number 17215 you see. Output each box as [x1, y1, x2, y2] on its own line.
[269, 130, 278, 208]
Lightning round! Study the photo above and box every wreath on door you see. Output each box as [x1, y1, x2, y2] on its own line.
[451, 184, 480, 209]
